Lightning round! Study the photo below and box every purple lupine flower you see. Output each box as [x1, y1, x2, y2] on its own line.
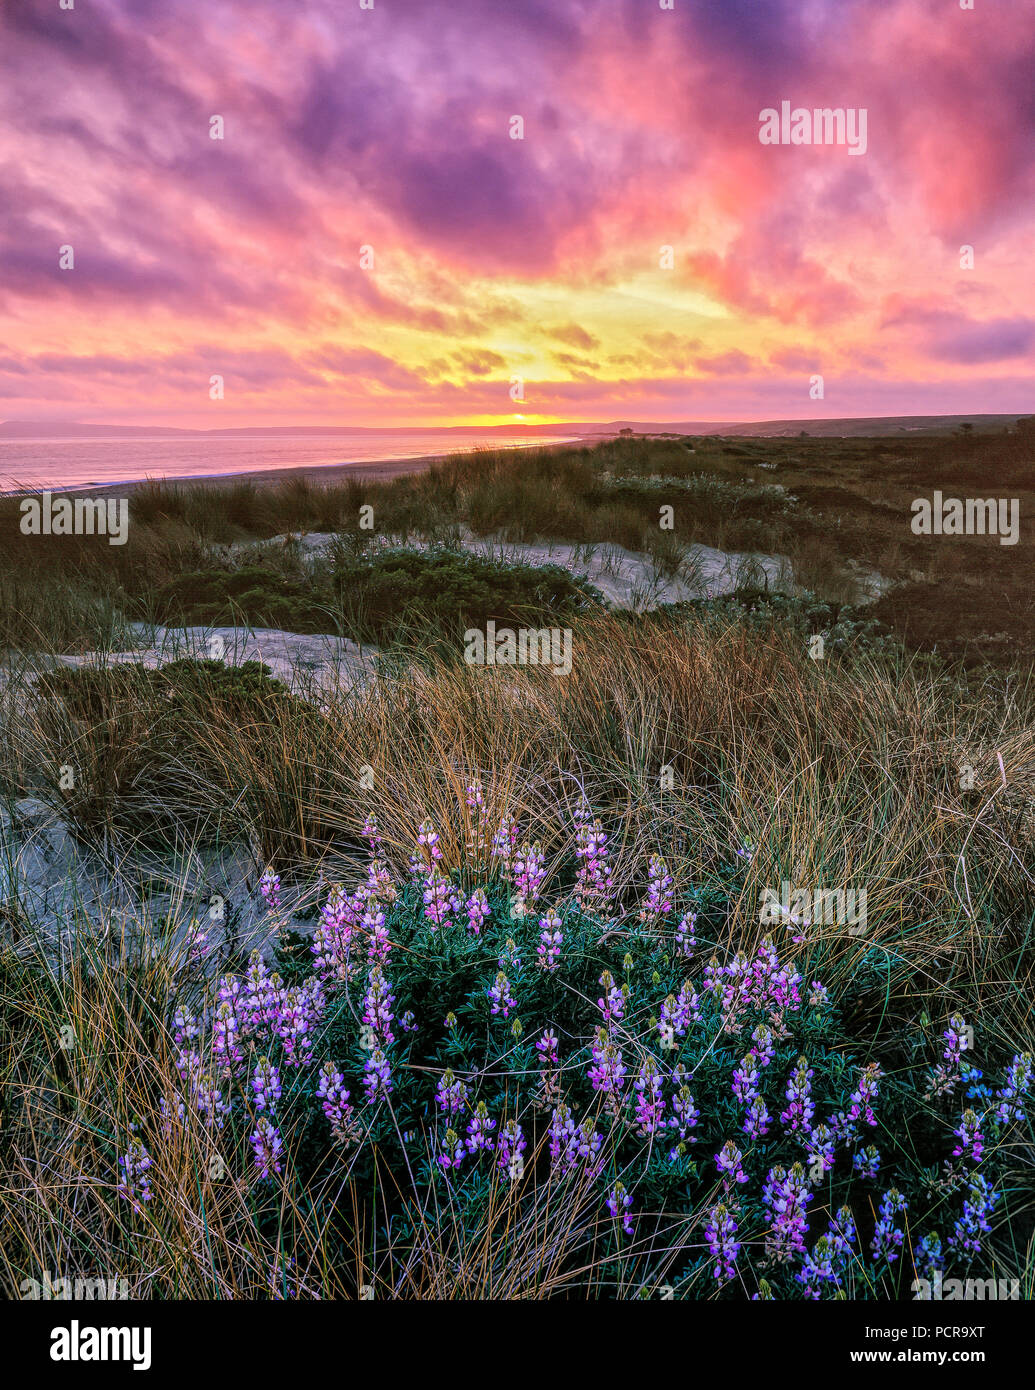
[633, 1057, 665, 1135]
[929, 1014, 969, 1097]
[808, 980, 829, 1007]
[252, 1057, 281, 1113]
[363, 900, 391, 964]
[465, 888, 491, 935]
[362, 813, 381, 853]
[311, 883, 362, 983]
[780, 1056, 815, 1133]
[250, 1117, 283, 1179]
[806, 1123, 836, 1179]
[116, 1140, 153, 1214]
[573, 810, 614, 913]
[667, 1084, 700, 1153]
[733, 1051, 761, 1104]
[996, 1052, 1033, 1124]
[422, 866, 461, 930]
[743, 1095, 772, 1140]
[259, 867, 281, 912]
[638, 853, 673, 925]
[659, 981, 700, 1049]
[362, 965, 395, 1047]
[548, 1104, 602, 1177]
[487, 971, 516, 1019]
[606, 1183, 634, 1236]
[316, 1062, 355, 1143]
[949, 1175, 998, 1261]
[588, 1028, 627, 1098]
[535, 1028, 562, 1108]
[416, 818, 444, 864]
[435, 1068, 469, 1117]
[548, 1102, 577, 1175]
[950, 1178, 994, 1267]
[716, 1139, 748, 1190]
[798, 1208, 856, 1299]
[705, 1202, 740, 1282]
[183, 917, 208, 963]
[762, 1163, 812, 1262]
[159, 1094, 185, 1135]
[173, 1007, 200, 1049]
[674, 910, 697, 956]
[703, 938, 802, 1037]
[275, 978, 324, 1068]
[852, 1144, 880, 1179]
[952, 1108, 985, 1162]
[465, 782, 492, 851]
[572, 1115, 603, 1172]
[536, 908, 564, 972]
[597, 970, 625, 1027]
[212, 1001, 243, 1077]
[241, 951, 284, 1037]
[751, 1023, 775, 1067]
[512, 841, 546, 915]
[916, 1232, 944, 1281]
[871, 1188, 907, 1263]
[437, 1127, 465, 1171]
[465, 1101, 496, 1154]
[497, 1120, 527, 1179]
[845, 1062, 882, 1134]
[362, 1048, 392, 1105]
[364, 857, 397, 905]
[491, 813, 519, 872]
[192, 1068, 232, 1129]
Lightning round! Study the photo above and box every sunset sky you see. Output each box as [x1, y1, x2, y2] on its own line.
[1, 0, 1033, 429]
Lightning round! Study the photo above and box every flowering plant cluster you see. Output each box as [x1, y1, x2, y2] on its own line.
[129, 796, 1030, 1298]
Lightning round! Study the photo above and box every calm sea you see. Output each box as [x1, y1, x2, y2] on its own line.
[0, 432, 579, 492]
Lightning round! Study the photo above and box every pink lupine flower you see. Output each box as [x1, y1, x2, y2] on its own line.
[465, 887, 491, 935]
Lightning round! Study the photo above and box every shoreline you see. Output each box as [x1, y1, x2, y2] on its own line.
[1, 436, 594, 497]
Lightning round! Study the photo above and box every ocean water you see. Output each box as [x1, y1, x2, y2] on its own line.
[0, 432, 579, 492]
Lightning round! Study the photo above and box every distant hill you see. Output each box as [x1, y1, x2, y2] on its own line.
[0, 413, 1029, 440]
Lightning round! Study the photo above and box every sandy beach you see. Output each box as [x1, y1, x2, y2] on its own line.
[36, 437, 597, 497]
